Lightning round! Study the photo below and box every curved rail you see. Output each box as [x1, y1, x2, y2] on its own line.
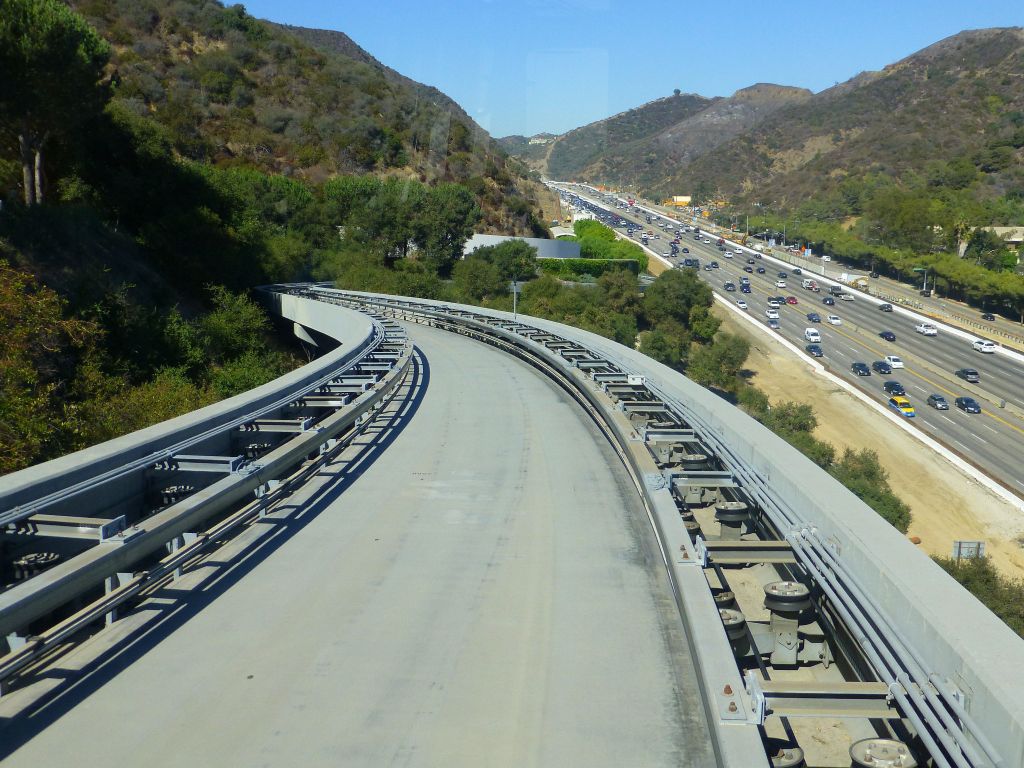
[307, 287, 1024, 768]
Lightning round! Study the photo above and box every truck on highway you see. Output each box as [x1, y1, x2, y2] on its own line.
[716, 237, 725, 247]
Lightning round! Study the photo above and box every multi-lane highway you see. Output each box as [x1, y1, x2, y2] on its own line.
[557, 183, 1024, 494]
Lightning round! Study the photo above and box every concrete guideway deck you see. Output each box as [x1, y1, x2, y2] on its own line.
[1, 323, 714, 768]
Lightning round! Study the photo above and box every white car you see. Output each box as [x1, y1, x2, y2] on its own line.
[776, 280, 787, 288]
[765, 308, 780, 320]
[840, 293, 855, 301]
[723, 251, 733, 258]
[973, 339, 997, 353]
[827, 315, 842, 325]
[736, 300, 748, 310]
[767, 299, 781, 308]
[915, 323, 938, 336]
[885, 354, 905, 369]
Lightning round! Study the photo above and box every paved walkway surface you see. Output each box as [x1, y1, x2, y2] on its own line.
[1, 323, 713, 768]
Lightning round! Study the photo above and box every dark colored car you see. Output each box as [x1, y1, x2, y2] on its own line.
[927, 394, 949, 410]
[704, 264, 713, 271]
[852, 362, 871, 376]
[955, 397, 981, 414]
[878, 303, 893, 312]
[956, 368, 980, 383]
[756, 267, 766, 274]
[883, 381, 906, 396]
[806, 344, 824, 357]
[823, 297, 835, 306]
[744, 265, 753, 273]
[793, 268, 802, 275]
[740, 285, 751, 294]
[682, 247, 689, 253]
[747, 258, 755, 264]
[710, 261, 719, 269]
[981, 312, 995, 321]
[879, 330, 896, 342]
[778, 272, 788, 278]
[724, 282, 736, 292]
[807, 312, 821, 323]
[872, 360, 892, 374]
[920, 289, 932, 297]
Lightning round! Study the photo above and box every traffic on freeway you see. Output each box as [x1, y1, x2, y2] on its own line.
[555, 183, 1024, 496]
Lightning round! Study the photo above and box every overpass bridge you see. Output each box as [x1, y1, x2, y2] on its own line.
[0, 287, 1022, 767]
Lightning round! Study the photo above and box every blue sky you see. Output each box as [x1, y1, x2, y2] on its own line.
[242, 1, 1024, 137]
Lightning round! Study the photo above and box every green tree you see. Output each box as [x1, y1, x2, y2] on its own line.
[415, 183, 481, 276]
[964, 229, 1015, 271]
[0, 260, 98, 472]
[0, 0, 110, 204]
[686, 333, 749, 392]
[643, 269, 714, 328]
[468, 239, 537, 282]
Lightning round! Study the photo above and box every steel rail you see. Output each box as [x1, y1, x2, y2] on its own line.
[0, 320, 388, 528]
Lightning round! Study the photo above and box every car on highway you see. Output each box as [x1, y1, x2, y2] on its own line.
[767, 318, 780, 329]
[879, 303, 893, 312]
[972, 339, 997, 354]
[736, 300, 748, 310]
[765, 308, 780, 319]
[883, 381, 906, 396]
[827, 315, 842, 325]
[926, 394, 949, 410]
[915, 323, 937, 336]
[955, 396, 982, 413]
[778, 272, 787, 278]
[879, 330, 896, 342]
[710, 261, 719, 269]
[747, 258, 755, 264]
[851, 362, 871, 376]
[724, 282, 736, 291]
[776, 280, 787, 288]
[792, 268, 802, 275]
[740, 285, 751, 294]
[807, 312, 821, 323]
[786, 296, 798, 305]
[682, 247, 689, 253]
[884, 354, 904, 368]
[744, 265, 753, 273]
[888, 396, 916, 418]
[767, 299, 781, 308]
[805, 328, 821, 342]
[870, 271, 880, 278]
[872, 361, 893, 374]
[756, 267, 766, 274]
[955, 368, 980, 383]
[981, 312, 995, 321]
[822, 297, 835, 306]
[704, 264, 713, 271]
[840, 293, 855, 302]
[806, 344, 824, 357]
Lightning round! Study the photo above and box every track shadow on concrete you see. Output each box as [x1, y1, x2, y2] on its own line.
[0, 349, 430, 757]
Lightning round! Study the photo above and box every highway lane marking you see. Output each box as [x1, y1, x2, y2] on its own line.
[940, 414, 956, 424]
[954, 439, 971, 451]
[972, 434, 989, 444]
[982, 423, 999, 434]
[822, 321, 1024, 438]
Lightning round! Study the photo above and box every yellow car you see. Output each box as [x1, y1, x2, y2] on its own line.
[888, 396, 916, 418]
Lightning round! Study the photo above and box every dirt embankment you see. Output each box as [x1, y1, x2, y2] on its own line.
[715, 307, 1024, 579]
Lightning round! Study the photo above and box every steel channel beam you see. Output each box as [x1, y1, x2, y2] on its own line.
[0, 331, 412, 639]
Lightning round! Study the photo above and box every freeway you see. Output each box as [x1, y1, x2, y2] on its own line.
[558, 184, 1024, 495]
[0, 322, 714, 768]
